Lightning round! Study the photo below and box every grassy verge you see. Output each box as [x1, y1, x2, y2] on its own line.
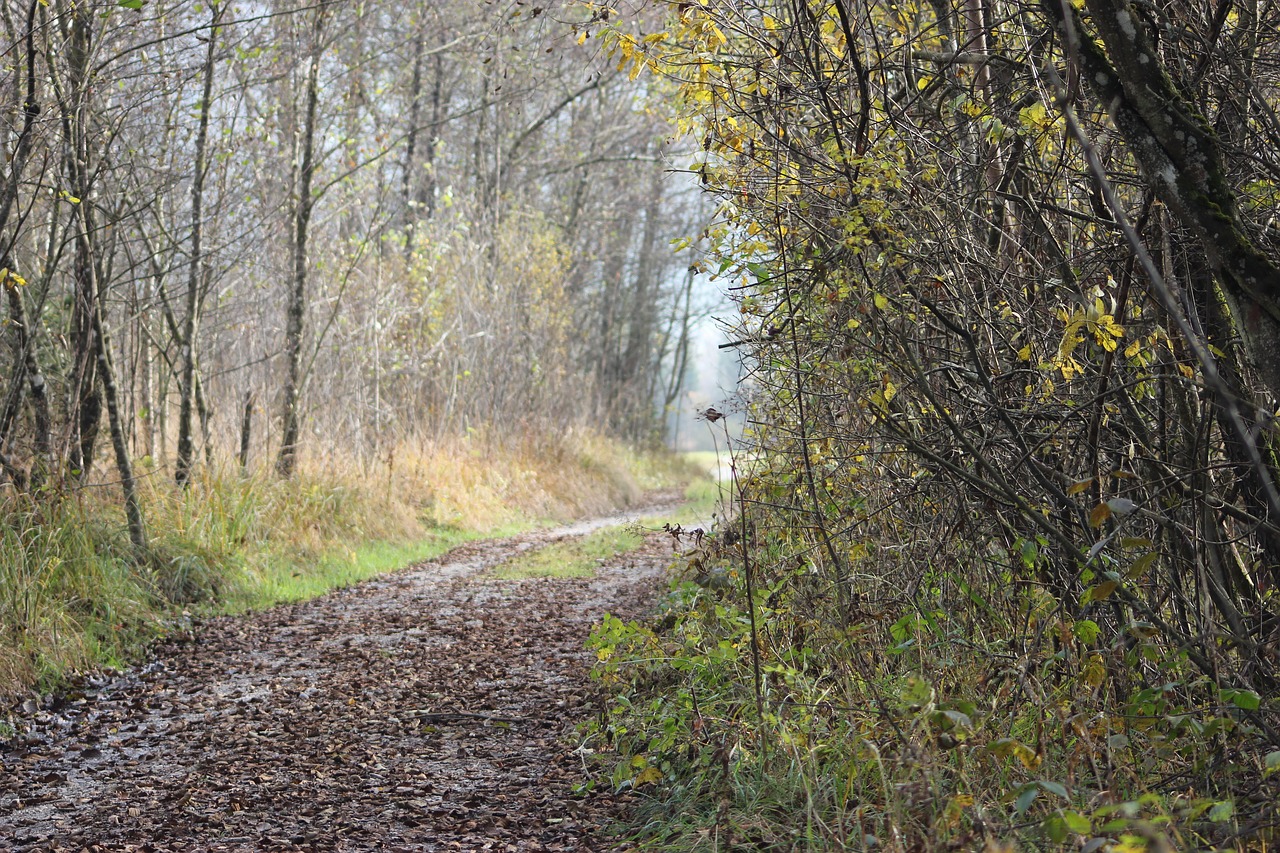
[492, 526, 646, 580]
[217, 530, 484, 613]
[0, 432, 707, 704]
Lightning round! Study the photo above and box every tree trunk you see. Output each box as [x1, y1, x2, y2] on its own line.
[175, 3, 220, 487]
[401, 20, 427, 256]
[92, 276, 146, 553]
[0, 2, 42, 485]
[2, 273, 51, 488]
[276, 8, 326, 479]
[239, 390, 253, 471]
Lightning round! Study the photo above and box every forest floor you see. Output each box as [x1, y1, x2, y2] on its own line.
[0, 496, 687, 852]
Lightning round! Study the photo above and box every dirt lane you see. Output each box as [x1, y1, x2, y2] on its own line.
[1, 506, 679, 852]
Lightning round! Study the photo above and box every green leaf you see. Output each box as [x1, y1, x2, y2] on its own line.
[634, 765, 662, 785]
[1072, 619, 1100, 644]
[1208, 800, 1234, 822]
[1062, 810, 1092, 834]
[1083, 579, 1119, 604]
[1126, 551, 1158, 579]
[118, 0, 144, 8]
[1015, 784, 1039, 815]
[1235, 690, 1262, 710]
[932, 709, 973, 731]
[901, 675, 932, 707]
[1264, 751, 1280, 776]
[1037, 779, 1069, 799]
[1043, 812, 1067, 843]
[1222, 688, 1261, 711]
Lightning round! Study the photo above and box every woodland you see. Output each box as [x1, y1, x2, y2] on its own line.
[4, 0, 1280, 850]
[0, 0, 706, 492]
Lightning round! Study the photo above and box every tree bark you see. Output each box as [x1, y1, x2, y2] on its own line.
[239, 390, 253, 471]
[0, 3, 46, 486]
[45, 0, 143, 548]
[1042, 0, 1280, 591]
[175, 2, 220, 487]
[276, 8, 326, 478]
[60, 0, 99, 482]
[92, 274, 146, 553]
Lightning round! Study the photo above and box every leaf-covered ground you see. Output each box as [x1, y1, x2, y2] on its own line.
[1, 508, 677, 852]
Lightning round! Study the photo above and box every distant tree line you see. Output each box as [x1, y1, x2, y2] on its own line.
[0, 0, 701, 541]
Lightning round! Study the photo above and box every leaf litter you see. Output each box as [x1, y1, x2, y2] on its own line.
[1, 503, 682, 852]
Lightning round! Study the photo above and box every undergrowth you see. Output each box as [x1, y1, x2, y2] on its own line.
[585, 467, 1280, 852]
[0, 431, 701, 703]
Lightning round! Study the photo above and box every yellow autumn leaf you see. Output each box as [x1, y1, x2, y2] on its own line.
[1084, 653, 1107, 687]
[1126, 551, 1157, 579]
[869, 381, 898, 414]
[990, 737, 1041, 769]
[1056, 353, 1084, 381]
[634, 765, 663, 786]
[0, 268, 27, 290]
[1018, 102, 1048, 129]
[1087, 580, 1119, 602]
[1091, 313, 1124, 351]
[1066, 478, 1093, 496]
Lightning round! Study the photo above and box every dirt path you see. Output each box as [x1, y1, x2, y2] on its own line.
[1, 502, 682, 852]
